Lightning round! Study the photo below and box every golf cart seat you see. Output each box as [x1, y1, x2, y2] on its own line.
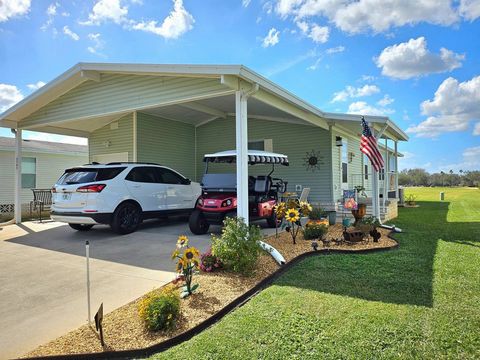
[254, 176, 272, 194]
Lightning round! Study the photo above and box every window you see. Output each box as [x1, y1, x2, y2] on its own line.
[21, 157, 36, 189]
[341, 139, 348, 184]
[364, 155, 369, 180]
[125, 167, 157, 183]
[58, 167, 126, 185]
[156, 168, 187, 185]
[248, 139, 273, 152]
[389, 154, 396, 172]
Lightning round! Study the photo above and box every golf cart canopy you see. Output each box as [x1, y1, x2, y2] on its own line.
[203, 150, 289, 166]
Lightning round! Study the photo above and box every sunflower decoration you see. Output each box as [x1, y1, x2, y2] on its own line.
[286, 208, 300, 223]
[274, 201, 287, 219]
[172, 235, 200, 298]
[277, 200, 313, 244]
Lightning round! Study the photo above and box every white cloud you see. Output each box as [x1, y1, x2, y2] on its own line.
[81, 0, 128, 25]
[326, 45, 345, 54]
[0, 84, 23, 113]
[274, 0, 460, 34]
[459, 0, 480, 21]
[46, 2, 57, 16]
[474, 122, 480, 136]
[242, 0, 251, 7]
[63, 26, 80, 41]
[296, 21, 329, 43]
[439, 146, 480, 172]
[375, 37, 464, 79]
[377, 94, 394, 107]
[0, 0, 31, 22]
[41, 2, 64, 31]
[332, 84, 380, 102]
[131, 0, 194, 39]
[87, 33, 106, 56]
[407, 75, 480, 137]
[27, 81, 46, 91]
[262, 28, 280, 47]
[347, 101, 394, 116]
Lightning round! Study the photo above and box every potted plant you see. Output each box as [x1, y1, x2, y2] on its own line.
[306, 206, 329, 227]
[352, 186, 368, 225]
[405, 194, 417, 206]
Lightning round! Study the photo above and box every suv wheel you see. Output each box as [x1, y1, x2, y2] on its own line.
[69, 223, 94, 231]
[189, 209, 209, 235]
[111, 202, 142, 235]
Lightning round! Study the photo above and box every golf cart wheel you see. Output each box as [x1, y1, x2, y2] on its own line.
[69, 223, 94, 231]
[110, 202, 142, 235]
[189, 209, 209, 235]
[267, 212, 282, 228]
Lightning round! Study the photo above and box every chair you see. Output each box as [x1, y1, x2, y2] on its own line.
[299, 187, 310, 202]
[30, 189, 53, 222]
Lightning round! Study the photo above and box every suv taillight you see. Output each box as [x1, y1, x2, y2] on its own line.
[77, 184, 106, 193]
[51, 187, 57, 193]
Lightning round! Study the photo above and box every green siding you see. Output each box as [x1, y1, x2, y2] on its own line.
[136, 112, 196, 180]
[89, 113, 134, 161]
[196, 117, 333, 203]
[21, 74, 229, 128]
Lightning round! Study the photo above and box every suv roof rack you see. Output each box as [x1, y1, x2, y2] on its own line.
[105, 162, 162, 166]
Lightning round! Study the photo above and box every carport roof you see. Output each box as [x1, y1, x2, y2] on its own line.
[0, 63, 408, 141]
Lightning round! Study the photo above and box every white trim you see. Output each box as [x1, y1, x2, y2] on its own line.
[236, 90, 249, 224]
[133, 111, 137, 162]
[178, 102, 227, 119]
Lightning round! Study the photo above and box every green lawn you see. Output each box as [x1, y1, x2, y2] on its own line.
[150, 187, 480, 359]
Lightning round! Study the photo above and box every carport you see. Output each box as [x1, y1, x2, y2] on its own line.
[0, 63, 330, 224]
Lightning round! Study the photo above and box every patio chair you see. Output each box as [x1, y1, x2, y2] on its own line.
[299, 187, 310, 203]
[30, 189, 53, 222]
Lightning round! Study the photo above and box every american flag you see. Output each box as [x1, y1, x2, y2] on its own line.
[360, 117, 384, 172]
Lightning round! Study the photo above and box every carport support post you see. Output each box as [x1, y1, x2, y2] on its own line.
[14, 129, 22, 224]
[235, 90, 249, 224]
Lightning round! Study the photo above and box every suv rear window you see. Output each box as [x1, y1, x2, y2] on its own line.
[58, 167, 126, 185]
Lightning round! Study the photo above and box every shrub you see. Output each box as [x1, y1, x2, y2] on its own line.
[308, 206, 327, 220]
[200, 248, 222, 272]
[303, 224, 328, 240]
[138, 284, 180, 331]
[211, 217, 262, 275]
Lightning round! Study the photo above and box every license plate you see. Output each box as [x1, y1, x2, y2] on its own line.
[62, 193, 72, 200]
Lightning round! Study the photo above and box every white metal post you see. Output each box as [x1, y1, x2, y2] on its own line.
[235, 90, 249, 225]
[86, 240, 91, 325]
[383, 138, 388, 212]
[394, 140, 399, 199]
[14, 129, 22, 224]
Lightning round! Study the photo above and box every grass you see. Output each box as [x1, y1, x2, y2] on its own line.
[150, 187, 480, 359]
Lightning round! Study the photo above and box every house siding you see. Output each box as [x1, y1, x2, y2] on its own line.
[21, 74, 230, 128]
[0, 150, 87, 206]
[89, 113, 134, 162]
[195, 117, 333, 203]
[136, 112, 196, 180]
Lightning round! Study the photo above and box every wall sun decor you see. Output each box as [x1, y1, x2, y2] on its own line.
[303, 150, 324, 172]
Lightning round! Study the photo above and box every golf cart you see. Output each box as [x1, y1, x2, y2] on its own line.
[189, 150, 289, 235]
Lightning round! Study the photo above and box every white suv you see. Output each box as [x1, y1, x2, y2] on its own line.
[51, 163, 201, 234]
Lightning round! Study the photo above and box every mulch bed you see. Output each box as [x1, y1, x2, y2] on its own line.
[23, 225, 397, 358]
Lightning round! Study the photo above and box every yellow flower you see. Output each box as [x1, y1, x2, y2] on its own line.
[286, 208, 300, 223]
[274, 202, 286, 219]
[300, 201, 312, 215]
[171, 249, 180, 260]
[176, 258, 185, 273]
[176, 235, 189, 248]
[183, 247, 200, 262]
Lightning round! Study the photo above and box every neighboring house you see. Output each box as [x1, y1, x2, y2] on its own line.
[0, 63, 408, 223]
[0, 137, 87, 217]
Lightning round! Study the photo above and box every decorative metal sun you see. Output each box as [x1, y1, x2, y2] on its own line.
[303, 150, 324, 172]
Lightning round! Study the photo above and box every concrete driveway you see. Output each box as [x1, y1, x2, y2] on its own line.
[0, 218, 225, 359]
[0, 218, 276, 359]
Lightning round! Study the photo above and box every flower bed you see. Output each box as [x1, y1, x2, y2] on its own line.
[23, 225, 396, 358]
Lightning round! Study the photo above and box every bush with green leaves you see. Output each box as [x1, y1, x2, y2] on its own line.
[303, 224, 328, 240]
[211, 217, 262, 275]
[308, 206, 327, 220]
[138, 284, 180, 331]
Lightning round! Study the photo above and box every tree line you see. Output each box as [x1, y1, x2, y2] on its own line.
[398, 169, 480, 187]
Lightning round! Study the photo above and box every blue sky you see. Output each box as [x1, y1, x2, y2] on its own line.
[0, 0, 479, 172]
